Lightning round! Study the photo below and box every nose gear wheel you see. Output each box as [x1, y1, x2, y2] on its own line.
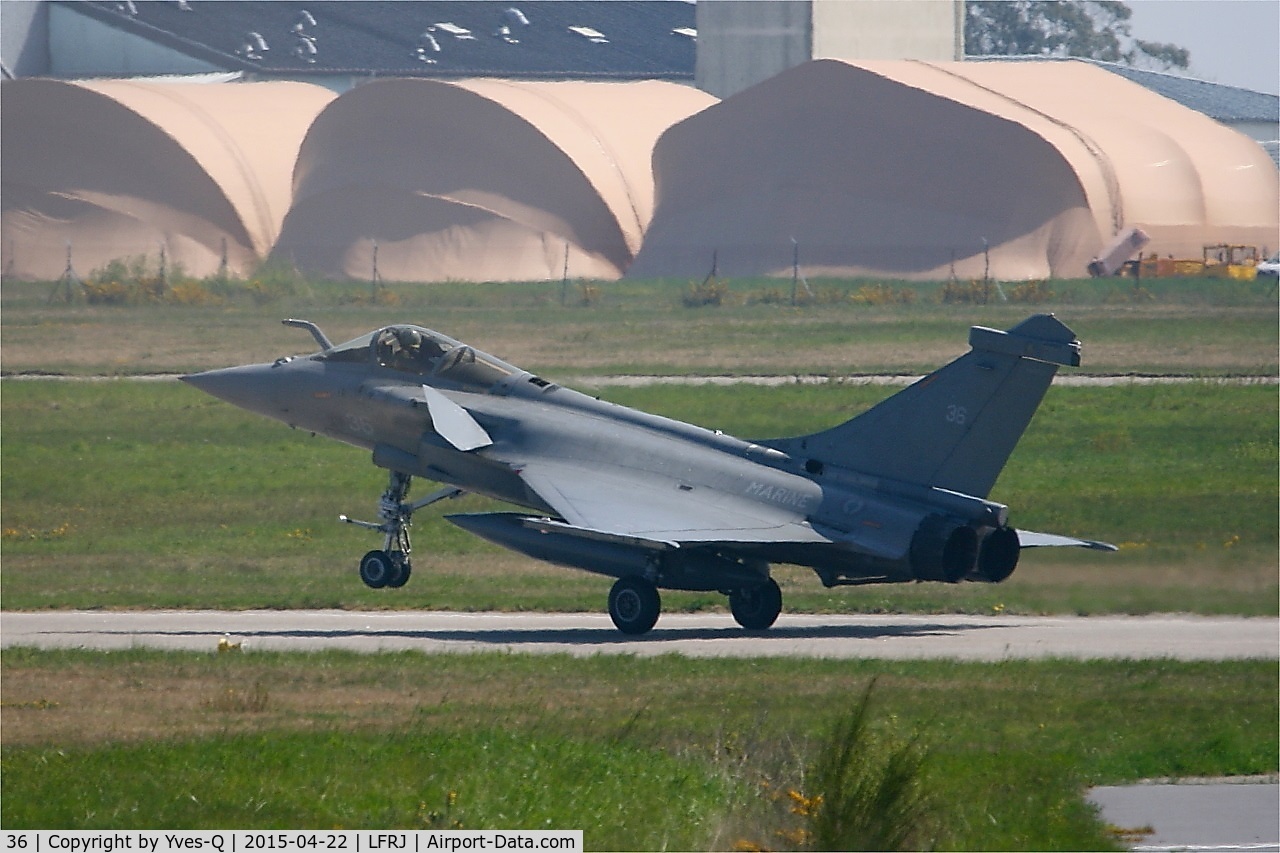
[341, 470, 462, 589]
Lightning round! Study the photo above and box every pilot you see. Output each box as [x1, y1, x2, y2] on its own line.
[375, 326, 447, 373]
[419, 337, 447, 367]
[374, 328, 399, 366]
[395, 327, 423, 370]
[374, 327, 422, 371]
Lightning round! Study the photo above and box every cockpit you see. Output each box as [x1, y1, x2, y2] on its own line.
[317, 325, 523, 392]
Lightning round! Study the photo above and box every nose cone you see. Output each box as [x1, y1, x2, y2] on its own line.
[182, 364, 289, 419]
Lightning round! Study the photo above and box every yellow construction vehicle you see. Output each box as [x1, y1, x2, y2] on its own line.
[1201, 244, 1259, 279]
[1137, 244, 1259, 279]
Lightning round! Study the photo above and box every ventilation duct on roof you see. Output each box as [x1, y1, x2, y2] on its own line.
[294, 35, 317, 63]
[496, 7, 531, 43]
[415, 32, 441, 63]
[239, 31, 269, 60]
[568, 25, 608, 44]
[435, 22, 476, 40]
[292, 10, 318, 63]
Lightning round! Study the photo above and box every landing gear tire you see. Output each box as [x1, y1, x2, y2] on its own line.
[344, 472, 464, 592]
[608, 577, 661, 635]
[359, 550, 397, 589]
[730, 578, 782, 630]
[386, 554, 412, 588]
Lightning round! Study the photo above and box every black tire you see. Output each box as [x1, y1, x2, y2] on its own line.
[730, 578, 782, 630]
[386, 554, 412, 588]
[359, 550, 395, 589]
[608, 577, 661, 635]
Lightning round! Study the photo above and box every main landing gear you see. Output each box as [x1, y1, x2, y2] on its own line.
[606, 575, 784, 635]
[608, 577, 661, 635]
[729, 578, 782, 631]
[340, 470, 462, 589]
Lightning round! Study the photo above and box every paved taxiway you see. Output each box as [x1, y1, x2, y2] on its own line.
[1089, 779, 1279, 852]
[2, 610, 1276, 660]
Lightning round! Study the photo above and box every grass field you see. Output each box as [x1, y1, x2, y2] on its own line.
[1, 380, 1274, 615]
[1, 276, 1275, 377]
[2, 276, 1276, 846]
[2, 649, 1276, 849]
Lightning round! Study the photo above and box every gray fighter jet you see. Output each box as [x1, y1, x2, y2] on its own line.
[183, 313, 1114, 634]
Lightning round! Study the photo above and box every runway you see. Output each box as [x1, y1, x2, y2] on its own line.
[2, 610, 1276, 660]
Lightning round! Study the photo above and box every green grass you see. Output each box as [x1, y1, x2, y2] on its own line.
[0, 728, 730, 845]
[2, 276, 1275, 376]
[2, 649, 1275, 848]
[1, 380, 1274, 614]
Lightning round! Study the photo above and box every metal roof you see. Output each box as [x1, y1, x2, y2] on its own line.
[65, 0, 696, 80]
[970, 55, 1279, 124]
[52, 5, 1280, 126]
[1087, 60, 1278, 123]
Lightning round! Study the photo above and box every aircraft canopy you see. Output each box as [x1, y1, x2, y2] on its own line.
[318, 325, 521, 391]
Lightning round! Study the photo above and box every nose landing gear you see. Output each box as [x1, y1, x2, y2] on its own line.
[359, 548, 410, 589]
[340, 470, 463, 589]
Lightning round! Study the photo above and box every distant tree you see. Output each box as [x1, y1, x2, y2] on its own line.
[965, 1, 1190, 70]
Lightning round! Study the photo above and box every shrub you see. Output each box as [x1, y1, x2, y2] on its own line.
[81, 253, 213, 304]
[803, 684, 937, 851]
[850, 284, 916, 306]
[939, 279, 996, 304]
[82, 278, 134, 305]
[683, 277, 732, 307]
[1008, 280, 1055, 303]
[168, 281, 222, 306]
[732, 681, 940, 851]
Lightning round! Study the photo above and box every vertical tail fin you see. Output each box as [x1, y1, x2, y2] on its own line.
[771, 314, 1081, 498]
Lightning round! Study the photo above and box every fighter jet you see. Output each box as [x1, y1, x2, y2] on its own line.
[182, 314, 1114, 634]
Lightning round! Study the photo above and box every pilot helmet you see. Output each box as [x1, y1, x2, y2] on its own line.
[397, 328, 422, 349]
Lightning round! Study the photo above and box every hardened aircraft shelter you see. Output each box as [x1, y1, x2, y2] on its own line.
[2, 58, 1274, 283]
[1, 78, 336, 280]
[272, 77, 716, 281]
[1, 76, 713, 283]
[628, 59, 1278, 282]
